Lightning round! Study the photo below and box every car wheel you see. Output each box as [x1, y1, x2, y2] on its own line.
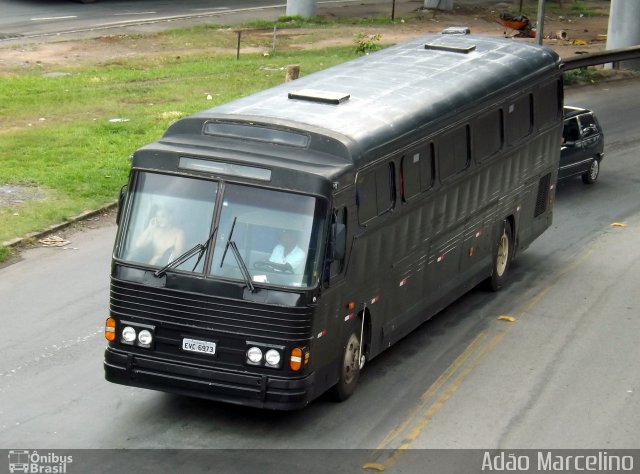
[582, 157, 600, 184]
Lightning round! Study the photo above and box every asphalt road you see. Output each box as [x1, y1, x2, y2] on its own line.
[0, 78, 639, 471]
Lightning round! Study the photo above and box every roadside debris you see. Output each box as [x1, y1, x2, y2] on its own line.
[497, 315, 516, 322]
[39, 235, 71, 247]
[499, 13, 535, 38]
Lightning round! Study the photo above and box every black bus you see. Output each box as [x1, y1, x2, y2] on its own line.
[104, 32, 563, 409]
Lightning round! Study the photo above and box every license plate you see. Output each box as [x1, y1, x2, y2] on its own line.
[182, 338, 216, 355]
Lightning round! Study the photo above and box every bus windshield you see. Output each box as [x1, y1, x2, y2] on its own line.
[116, 172, 327, 289]
[210, 183, 327, 289]
[116, 172, 219, 273]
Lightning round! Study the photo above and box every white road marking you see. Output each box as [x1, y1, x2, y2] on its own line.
[113, 12, 158, 16]
[190, 7, 230, 11]
[31, 16, 78, 21]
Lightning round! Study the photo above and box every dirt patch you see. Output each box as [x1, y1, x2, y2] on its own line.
[0, 185, 48, 210]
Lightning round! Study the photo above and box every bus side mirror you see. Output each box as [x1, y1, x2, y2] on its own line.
[331, 223, 346, 261]
[116, 185, 127, 226]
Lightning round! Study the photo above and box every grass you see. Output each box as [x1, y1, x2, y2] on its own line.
[0, 245, 11, 262]
[0, 44, 357, 253]
[563, 66, 608, 85]
[517, 0, 608, 17]
[241, 15, 404, 29]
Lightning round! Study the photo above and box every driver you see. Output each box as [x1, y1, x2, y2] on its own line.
[269, 229, 306, 274]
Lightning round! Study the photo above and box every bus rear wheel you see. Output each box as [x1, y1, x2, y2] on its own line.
[332, 331, 361, 401]
[488, 221, 512, 291]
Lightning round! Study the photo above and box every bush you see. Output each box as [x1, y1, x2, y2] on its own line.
[353, 32, 382, 54]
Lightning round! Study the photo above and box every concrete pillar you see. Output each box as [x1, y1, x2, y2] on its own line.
[286, 0, 317, 18]
[424, 0, 453, 11]
[606, 0, 640, 70]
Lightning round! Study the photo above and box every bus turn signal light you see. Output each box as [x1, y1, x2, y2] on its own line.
[105, 317, 116, 342]
[290, 348, 303, 371]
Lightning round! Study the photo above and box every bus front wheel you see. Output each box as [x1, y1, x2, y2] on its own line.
[488, 220, 512, 291]
[332, 331, 361, 401]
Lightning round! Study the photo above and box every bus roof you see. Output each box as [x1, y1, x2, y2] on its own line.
[158, 33, 561, 181]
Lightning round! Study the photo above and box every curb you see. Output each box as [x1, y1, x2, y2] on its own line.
[2, 202, 118, 248]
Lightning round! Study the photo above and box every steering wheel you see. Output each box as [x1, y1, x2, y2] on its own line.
[254, 260, 294, 274]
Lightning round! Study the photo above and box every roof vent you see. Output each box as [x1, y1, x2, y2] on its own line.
[288, 89, 350, 105]
[441, 26, 471, 35]
[424, 42, 476, 54]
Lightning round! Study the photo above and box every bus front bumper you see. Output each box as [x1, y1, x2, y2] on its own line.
[104, 346, 316, 410]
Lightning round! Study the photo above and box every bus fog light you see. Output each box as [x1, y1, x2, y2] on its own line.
[122, 326, 137, 343]
[246, 346, 263, 364]
[137, 329, 153, 347]
[265, 349, 281, 368]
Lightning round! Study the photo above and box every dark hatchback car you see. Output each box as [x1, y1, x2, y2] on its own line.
[560, 106, 605, 184]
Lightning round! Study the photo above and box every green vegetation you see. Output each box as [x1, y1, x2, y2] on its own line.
[242, 15, 402, 29]
[353, 32, 383, 54]
[569, 1, 603, 17]
[518, 0, 607, 17]
[564, 66, 608, 85]
[0, 245, 11, 262]
[0, 44, 357, 255]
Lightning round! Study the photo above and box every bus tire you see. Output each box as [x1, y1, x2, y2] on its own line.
[488, 220, 512, 292]
[332, 330, 361, 401]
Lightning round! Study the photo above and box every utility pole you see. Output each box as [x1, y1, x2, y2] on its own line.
[286, 0, 317, 17]
[607, 0, 640, 70]
[535, 0, 545, 46]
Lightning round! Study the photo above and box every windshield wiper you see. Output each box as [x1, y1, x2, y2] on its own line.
[220, 217, 256, 293]
[227, 240, 256, 293]
[154, 225, 218, 278]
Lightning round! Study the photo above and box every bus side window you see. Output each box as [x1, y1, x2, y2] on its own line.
[401, 144, 434, 201]
[401, 154, 420, 201]
[474, 109, 503, 162]
[438, 126, 470, 181]
[535, 80, 562, 128]
[357, 162, 395, 224]
[330, 207, 347, 277]
[377, 162, 395, 212]
[506, 93, 533, 145]
[357, 170, 377, 223]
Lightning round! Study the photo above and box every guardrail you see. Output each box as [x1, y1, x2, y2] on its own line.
[562, 45, 640, 71]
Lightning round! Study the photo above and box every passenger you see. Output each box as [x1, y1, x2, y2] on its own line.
[269, 229, 306, 274]
[134, 205, 185, 266]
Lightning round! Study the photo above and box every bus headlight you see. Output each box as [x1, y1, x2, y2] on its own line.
[137, 330, 153, 347]
[122, 326, 137, 344]
[246, 346, 263, 365]
[264, 349, 281, 368]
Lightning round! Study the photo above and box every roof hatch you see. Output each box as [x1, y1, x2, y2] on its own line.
[424, 43, 476, 54]
[288, 89, 351, 105]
